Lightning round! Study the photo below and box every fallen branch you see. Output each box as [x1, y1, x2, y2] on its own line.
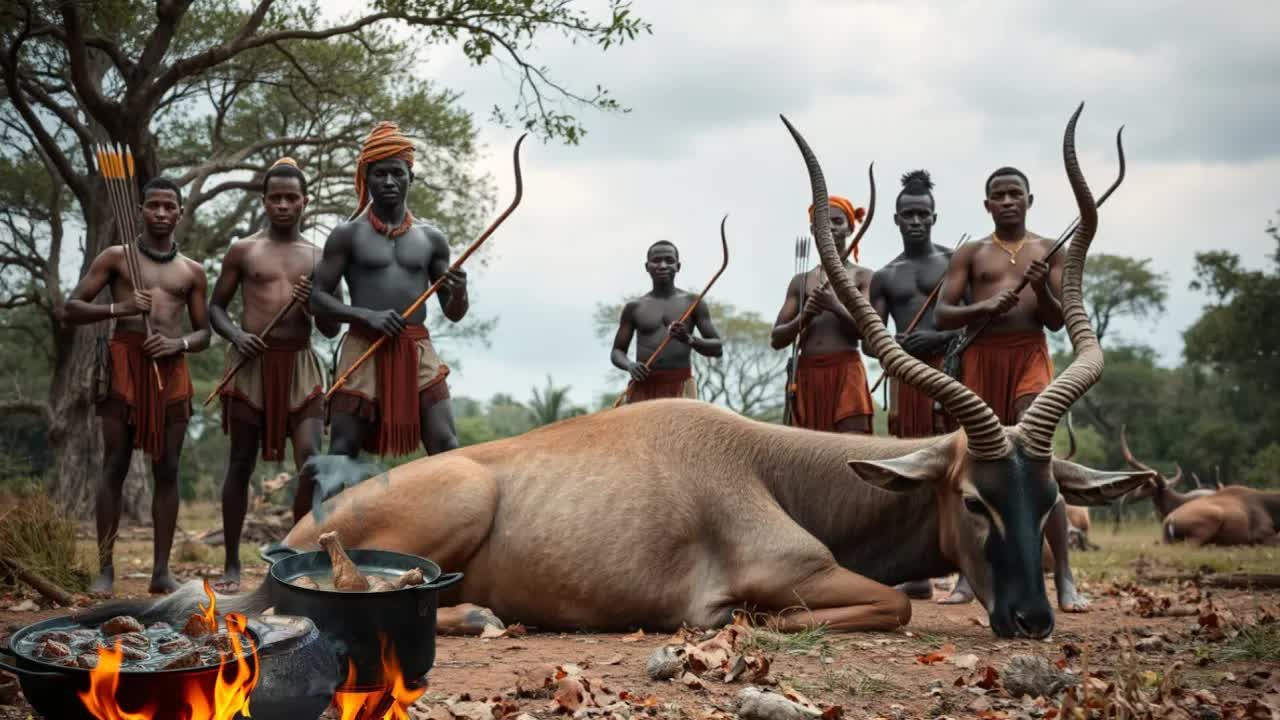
[1138, 571, 1280, 590]
[0, 557, 78, 607]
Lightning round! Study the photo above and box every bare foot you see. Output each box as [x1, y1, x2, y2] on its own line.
[938, 575, 975, 605]
[89, 568, 114, 599]
[149, 571, 181, 595]
[214, 565, 241, 594]
[895, 579, 934, 600]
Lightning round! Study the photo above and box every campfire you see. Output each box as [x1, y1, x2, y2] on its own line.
[331, 634, 426, 720]
[76, 580, 261, 720]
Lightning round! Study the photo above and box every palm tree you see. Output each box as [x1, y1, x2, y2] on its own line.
[528, 375, 586, 426]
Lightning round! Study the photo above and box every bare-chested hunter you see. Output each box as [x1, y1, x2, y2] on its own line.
[611, 241, 723, 402]
[934, 166, 1087, 612]
[309, 122, 468, 500]
[63, 177, 211, 597]
[868, 169, 961, 600]
[771, 196, 875, 433]
[208, 158, 342, 593]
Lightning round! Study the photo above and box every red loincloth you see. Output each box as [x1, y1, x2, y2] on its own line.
[95, 330, 194, 458]
[793, 350, 874, 432]
[219, 336, 324, 462]
[328, 323, 450, 457]
[960, 329, 1054, 425]
[890, 353, 944, 438]
[627, 367, 696, 403]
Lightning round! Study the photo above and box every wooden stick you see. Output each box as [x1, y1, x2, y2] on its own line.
[203, 290, 301, 406]
[325, 133, 527, 399]
[0, 557, 78, 607]
[781, 235, 810, 426]
[948, 126, 1126, 359]
[795, 163, 877, 345]
[614, 215, 731, 408]
[1136, 571, 1280, 590]
[97, 144, 164, 390]
[868, 233, 969, 395]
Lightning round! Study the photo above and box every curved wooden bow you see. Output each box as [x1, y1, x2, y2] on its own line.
[325, 133, 527, 400]
[947, 125, 1126, 359]
[614, 215, 731, 408]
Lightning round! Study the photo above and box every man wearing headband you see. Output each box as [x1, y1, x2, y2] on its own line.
[310, 122, 468, 470]
[770, 195, 875, 433]
[208, 157, 338, 593]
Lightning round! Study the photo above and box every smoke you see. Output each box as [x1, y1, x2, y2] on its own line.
[302, 454, 390, 523]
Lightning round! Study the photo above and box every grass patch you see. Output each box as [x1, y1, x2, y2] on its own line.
[743, 625, 830, 655]
[781, 667, 899, 699]
[0, 481, 91, 592]
[1216, 622, 1280, 663]
[1069, 519, 1279, 582]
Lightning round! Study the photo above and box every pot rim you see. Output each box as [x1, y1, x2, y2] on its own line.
[268, 547, 453, 595]
[4, 615, 263, 677]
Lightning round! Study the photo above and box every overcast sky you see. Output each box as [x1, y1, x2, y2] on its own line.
[335, 0, 1279, 409]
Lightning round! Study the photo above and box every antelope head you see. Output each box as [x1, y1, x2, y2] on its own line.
[781, 105, 1154, 639]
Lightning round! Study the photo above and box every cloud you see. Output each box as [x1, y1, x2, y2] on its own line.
[327, 0, 1279, 408]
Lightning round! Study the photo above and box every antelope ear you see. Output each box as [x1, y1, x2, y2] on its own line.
[849, 445, 951, 494]
[1053, 459, 1156, 506]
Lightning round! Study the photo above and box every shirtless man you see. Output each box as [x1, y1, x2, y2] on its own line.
[870, 169, 961, 440]
[208, 158, 340, 593]
[770, 195, 874, 433]
[62, 177, 211, 596]
[934, 166, 1087, 612]
[310, 122, 467, 480]
[611, 241, 723, 402]
[869, 170, 961, 600]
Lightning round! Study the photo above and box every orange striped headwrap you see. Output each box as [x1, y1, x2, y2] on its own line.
[808, 195, 867, 262]
[353, 121, 415, 219]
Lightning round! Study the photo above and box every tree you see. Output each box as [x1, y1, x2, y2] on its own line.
[0, 0, 649, 516]
[527, 375, 585, 426]
[593, 297, 788, 420]
[1182, 223, 1280, 469]
[1054, 253, 1168, 432]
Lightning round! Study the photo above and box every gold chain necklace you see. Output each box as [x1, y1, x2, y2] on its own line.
[990, 233, 1026, 264]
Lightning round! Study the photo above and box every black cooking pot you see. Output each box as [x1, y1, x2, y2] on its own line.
[260, 543, 462, 686]
[0, 613, 336, 720]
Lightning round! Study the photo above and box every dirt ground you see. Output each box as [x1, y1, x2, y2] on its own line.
[2, 503, 1278, 719]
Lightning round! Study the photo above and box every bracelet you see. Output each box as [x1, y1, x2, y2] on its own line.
[182, 338, 189, 352]
[109, 303, 115, 317]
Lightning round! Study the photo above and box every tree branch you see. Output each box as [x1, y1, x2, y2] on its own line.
[56, 0, 116, 123]
[0, 19, 89, 200]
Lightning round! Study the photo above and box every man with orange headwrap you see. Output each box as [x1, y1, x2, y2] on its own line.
[209, 158, 341, 593]
[770, 194, 875, 434]
[310, 122, 469, 477]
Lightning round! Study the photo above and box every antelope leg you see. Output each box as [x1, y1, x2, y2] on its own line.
[749, 565, 911, 633]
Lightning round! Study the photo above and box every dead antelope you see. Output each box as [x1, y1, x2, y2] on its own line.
[1119, 425, 1209, 518]
[74, 106, 1150, 642]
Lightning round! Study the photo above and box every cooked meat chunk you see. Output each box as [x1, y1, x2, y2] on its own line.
[318, 531, 369, 591]
[101, 616, 145, 636]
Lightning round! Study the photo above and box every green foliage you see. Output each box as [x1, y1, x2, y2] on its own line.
[1082, 253, 1169, 342]
[528, 375, 586, 426]
[1245, 443, 1280, 488]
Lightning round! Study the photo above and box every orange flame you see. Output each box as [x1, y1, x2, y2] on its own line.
[332, 634, 426, 720]
[198, 578, 219, 634]
[76, 598, 260, 719]
[76, 641, 154, 720]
